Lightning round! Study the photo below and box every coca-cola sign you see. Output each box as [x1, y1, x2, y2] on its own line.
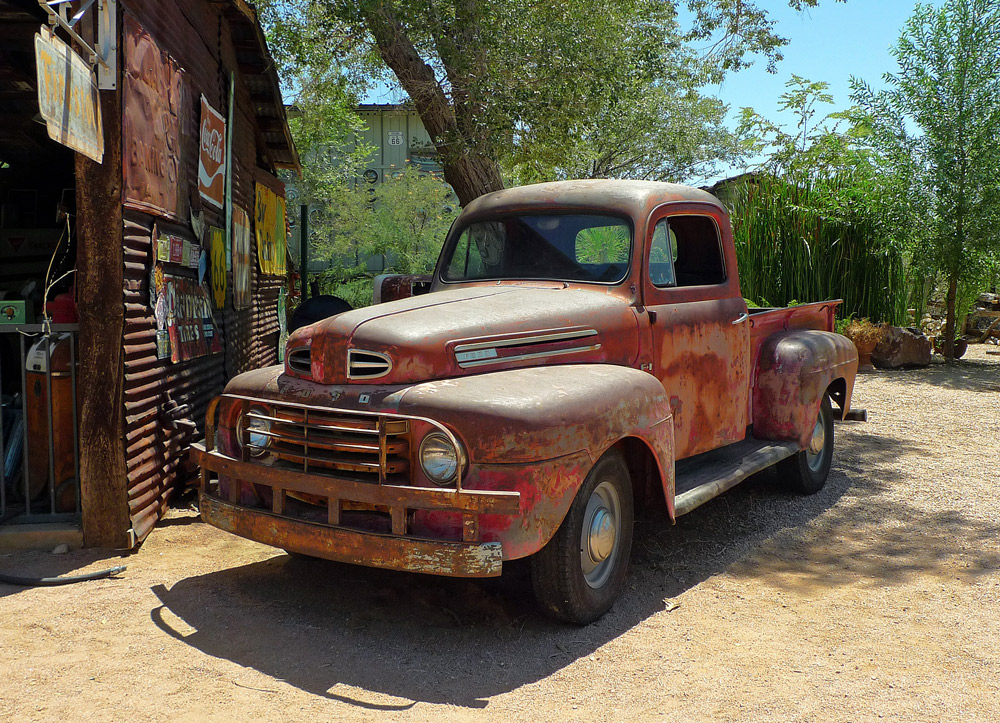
[198, 95, 226, 209]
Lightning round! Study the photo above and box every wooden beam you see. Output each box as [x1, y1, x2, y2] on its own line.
[76, 76, 130, 548]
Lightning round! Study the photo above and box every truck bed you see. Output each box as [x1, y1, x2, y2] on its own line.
[747, 300, 841, 356]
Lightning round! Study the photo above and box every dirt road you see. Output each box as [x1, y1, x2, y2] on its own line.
[1, 347, 998, 722]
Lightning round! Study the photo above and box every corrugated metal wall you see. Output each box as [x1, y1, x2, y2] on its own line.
[121, 0, 285, 542]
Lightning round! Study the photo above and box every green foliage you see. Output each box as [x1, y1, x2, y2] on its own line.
[307, 164, 456, 308]
[575, 225, 630, 265]
[729, 174, 909, 325]
[850, 0, 1000, 356]
[730, 77, 909, 325]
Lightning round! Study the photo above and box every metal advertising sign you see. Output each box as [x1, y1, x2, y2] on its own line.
[158, 272, 222, 363]
[209, 226, 226, 308]
[34, 29, 104, 163]
[232, 207, 252, 310]
[255, 183, 287, 275]
[123, 16, 186, 220]
[198, 95, 226, 209]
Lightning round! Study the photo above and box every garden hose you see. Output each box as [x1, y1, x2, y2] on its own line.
[0, 565, 126, 587]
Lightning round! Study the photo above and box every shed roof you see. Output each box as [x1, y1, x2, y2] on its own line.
[216, 0, 300, 174]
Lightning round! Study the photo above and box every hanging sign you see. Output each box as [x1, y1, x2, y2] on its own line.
[34, 29, 104, 163]
[159, 272, 221, 362]
[255, 183, 287, 275]
[198, 95, 226, 209]
[232, 206, 252, 309]
[209, 226, 226, 308]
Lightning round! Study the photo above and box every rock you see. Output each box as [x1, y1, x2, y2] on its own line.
[51, 544, 69, 555]
[872, 326, 932, 369]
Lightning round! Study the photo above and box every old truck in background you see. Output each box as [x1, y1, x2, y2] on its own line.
[192, 180, 860, 624]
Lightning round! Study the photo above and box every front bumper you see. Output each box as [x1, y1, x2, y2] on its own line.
[193, 441, 521, 578]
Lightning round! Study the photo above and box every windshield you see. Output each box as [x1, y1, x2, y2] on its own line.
[441, 213, 632, 284]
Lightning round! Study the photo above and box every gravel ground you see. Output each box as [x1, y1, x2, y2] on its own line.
[0, 346, 998, 722]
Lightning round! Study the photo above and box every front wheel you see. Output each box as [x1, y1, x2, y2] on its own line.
[530, 449, 634, 624]
[779, 394, 834, 494]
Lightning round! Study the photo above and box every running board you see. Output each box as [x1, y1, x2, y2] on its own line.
[674, 438, 799, 517]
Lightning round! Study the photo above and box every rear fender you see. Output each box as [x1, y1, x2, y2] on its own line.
[753, 330, 858, 447]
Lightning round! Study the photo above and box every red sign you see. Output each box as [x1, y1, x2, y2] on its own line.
[161, 272, 221, 362]
[198, 95, 226, 209]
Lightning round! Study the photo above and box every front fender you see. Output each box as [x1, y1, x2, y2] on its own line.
[753, 330, 858, 447]
[386, 364, 676, 559]
[387, 364, 672, 464]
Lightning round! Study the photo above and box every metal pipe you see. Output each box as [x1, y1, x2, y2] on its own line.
[300, 203, 309, 301]
[70, 331, 80, 514]
[19, 334, 30, 517]
[0, 337, 6, 518]
[45, 333, 56, 515]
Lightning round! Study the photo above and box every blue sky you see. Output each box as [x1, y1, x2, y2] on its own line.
[708, 0, 937, 181]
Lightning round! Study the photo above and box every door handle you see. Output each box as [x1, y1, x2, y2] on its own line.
[732, 312, 749, 325]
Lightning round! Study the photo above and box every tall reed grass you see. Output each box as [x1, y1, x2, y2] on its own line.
[725, 173, 908, 324]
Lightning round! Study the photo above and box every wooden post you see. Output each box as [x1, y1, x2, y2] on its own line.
[75, 54, 130, 548]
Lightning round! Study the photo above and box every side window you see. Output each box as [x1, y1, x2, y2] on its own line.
[654, 215, 726, 287]
[648, 218, 677, 287]
[445, 224, 496, 279]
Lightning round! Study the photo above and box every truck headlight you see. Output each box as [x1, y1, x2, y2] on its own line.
[419, 432, 461, 486]
[239, 405, 272, 457]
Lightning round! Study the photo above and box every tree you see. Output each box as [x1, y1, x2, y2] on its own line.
[308, 164, 456, 308]
[308, 0, 842, 205]
[852, 0, 1000, 359]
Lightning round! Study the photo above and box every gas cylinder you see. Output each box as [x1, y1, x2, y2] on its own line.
[24, 332, 77, 512]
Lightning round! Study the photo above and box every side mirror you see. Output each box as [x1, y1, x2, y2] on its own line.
[374, 274, 433, 304]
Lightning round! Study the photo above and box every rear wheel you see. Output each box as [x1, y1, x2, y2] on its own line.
[779, 394, 834, 494]
[530, 450, 634, 624]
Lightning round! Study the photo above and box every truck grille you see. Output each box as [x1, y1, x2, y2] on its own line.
[241, 405, 410, 484]
[347, 349, 392, 379]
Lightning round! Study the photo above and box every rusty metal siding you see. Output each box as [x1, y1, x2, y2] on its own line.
[123, 212, 226, 541]
[117, 2, 289, 542]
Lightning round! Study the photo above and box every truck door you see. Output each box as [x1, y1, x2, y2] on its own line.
[643, 205, 750, 460]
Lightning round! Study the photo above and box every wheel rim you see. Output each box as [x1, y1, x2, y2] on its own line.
[806, 412, 827, 473]
[580, 480, 621, 589]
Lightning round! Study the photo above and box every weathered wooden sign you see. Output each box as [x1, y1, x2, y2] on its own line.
[232, 206, 252, 310]
[123, 17, 186, 220]
[255, 183, 287, 276]
[34, 29, 104, 163]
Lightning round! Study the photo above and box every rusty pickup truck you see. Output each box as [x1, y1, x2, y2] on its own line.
[192, 180, 859, 623]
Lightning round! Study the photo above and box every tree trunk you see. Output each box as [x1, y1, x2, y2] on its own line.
[361, 4, 504, 205]
[943, 273, 958, 360]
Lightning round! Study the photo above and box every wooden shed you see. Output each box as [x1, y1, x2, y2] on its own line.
[0, 0, 299, 549]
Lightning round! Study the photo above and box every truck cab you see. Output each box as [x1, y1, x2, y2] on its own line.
[193, 180, 858, 624]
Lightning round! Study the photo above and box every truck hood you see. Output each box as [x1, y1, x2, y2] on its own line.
[290, 286, 640, 385]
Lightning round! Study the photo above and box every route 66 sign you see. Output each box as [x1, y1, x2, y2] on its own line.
[387, 131, 403, 146]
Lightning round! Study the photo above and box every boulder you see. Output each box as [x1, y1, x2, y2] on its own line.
[872, 326, 932, 369]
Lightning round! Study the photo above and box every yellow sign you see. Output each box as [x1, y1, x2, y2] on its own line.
[209, 227, 226, 308]
[255, 183, 287, 275]
[34, 29, 103, 163]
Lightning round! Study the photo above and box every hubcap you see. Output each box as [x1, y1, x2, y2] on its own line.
[806, 413, 826, 472]
[581, 480, 621, 589]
